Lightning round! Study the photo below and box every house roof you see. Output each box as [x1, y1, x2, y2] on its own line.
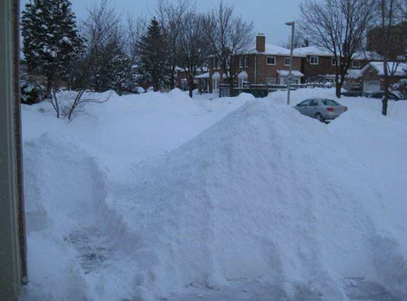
[277, 70, 304, 77]
[362, 62, 407, 77]
[263, 44, 294, 56]
[175, 66, 209, 72]
[293, 46, 333, 57]
[352, 51, 382, 61]
[346, 69, 363, 79]
[249, 44, 304, 57]
[292, 47, 382, 60]
[195, 72, 210, 79]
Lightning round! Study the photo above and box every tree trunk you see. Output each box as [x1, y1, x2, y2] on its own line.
[335, 82, 342, 98]
[170, 68, 175, 90]
[382, 79, 390, 116]
[46, 76, 53, 98]
[189, 85, 193, 98]
[228, 77, 236, 97]
[335, 73, 345, 99]
[188, 74, 194, 98]
[382, 56, 390, 116]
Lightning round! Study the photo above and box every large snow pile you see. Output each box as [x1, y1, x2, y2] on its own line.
[21, 89, 407, 301]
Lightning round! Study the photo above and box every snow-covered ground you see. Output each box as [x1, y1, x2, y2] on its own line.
[20, 88, 407, 301]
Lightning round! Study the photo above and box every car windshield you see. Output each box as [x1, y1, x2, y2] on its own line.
[298, 100, 311, 106]
[322, 99, 340, 106]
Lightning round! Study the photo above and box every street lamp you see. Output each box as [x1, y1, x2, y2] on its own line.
[285, 21, 295, 105]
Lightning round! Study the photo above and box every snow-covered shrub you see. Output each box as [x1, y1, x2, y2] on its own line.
[392, 79, 407, 99]
[21, 78, 46, 105]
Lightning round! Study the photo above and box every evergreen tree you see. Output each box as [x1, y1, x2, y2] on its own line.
[21, 0, 85, 94]
[137, 18, 169, 91]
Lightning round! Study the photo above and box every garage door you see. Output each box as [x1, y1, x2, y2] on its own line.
[364, 80, 381, 92]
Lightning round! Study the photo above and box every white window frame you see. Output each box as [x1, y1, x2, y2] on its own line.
[284, 57, 291, 66]
[309, 56, 319, 65]
[267, 56, 276, 66]
[239, 56, 248, 69]
[352, 60, 361, 69]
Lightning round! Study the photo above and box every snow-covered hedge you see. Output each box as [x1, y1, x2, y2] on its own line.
[392, 79, 407, 99]
[20, 78, 46, 105]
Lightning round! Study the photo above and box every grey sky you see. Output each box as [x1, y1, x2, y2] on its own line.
[22, 0, 304, 45]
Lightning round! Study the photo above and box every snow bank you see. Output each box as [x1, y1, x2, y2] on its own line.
[108, 98, 407, 300]
[21, 89, 407, 300]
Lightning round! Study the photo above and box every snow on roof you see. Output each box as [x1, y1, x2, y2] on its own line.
[362, 62, 407, 77]
[212, 72, 221, 79]
[263, 44, 292, 56]
[238, 71, 248, 79]
[195, 72, 210, 79]
[352, 51, 382, 61]
[249, 44, 304, 57]
[347, 69, 363, 79]
[277, 70, 304, 77]
[293, 46, 333, 57]
[346, 69, 363, 79]
[175, 66, 209, 72]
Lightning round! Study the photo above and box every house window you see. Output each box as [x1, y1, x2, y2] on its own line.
[267, 56, 276, 65]
[331, 58, 338, 66]
[266, 77, 276, 85]
[284, 57, 291, 66]
[239, 56, 248, 68]
[352, 60, 361, 68]
[310, 56, 319, 65]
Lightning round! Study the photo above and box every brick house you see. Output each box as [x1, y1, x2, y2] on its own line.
[358, 62, 407, 92]
[174, 66, 208, 90]
[294, 47, 372, 83]
[208, 34, 304, 93]
[206, 34, 379, 94]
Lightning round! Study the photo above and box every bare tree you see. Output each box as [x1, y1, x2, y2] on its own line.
[65, 0, 120, 119]
[298, 0, 376, 98]
[204, 1, 254, 96]
[156, 0, 191, 90]
[179, 11, 209, 98]
[280, 34, 310, 49]
[126, 14, 146, 88]
[61, 90, 111, 121]
[375, 0, 406, 115]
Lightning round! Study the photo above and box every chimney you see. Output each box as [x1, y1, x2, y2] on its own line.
[256, 34, 266, 53]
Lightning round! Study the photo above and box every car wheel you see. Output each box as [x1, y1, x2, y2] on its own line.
[316, 113, 325, 122]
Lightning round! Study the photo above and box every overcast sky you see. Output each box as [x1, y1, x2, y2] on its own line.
[22, 0, 304, 45]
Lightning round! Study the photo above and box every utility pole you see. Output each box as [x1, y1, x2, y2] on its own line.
[286, 22, 295, 105]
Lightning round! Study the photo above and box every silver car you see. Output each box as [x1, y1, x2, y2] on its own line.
[294, 98, 348, 122]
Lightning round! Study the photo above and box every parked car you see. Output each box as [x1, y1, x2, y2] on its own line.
[341, 91, 363, 97]
[363, 92, 401, 101]
[294, 98, 348, 122]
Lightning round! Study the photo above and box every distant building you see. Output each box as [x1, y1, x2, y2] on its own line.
[174, 66, 208, 91]
[208, 34, 305, 93]
[367, 23, 407, 60]
[206, 34, 377, 94]
[358, 62, 407, 92]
